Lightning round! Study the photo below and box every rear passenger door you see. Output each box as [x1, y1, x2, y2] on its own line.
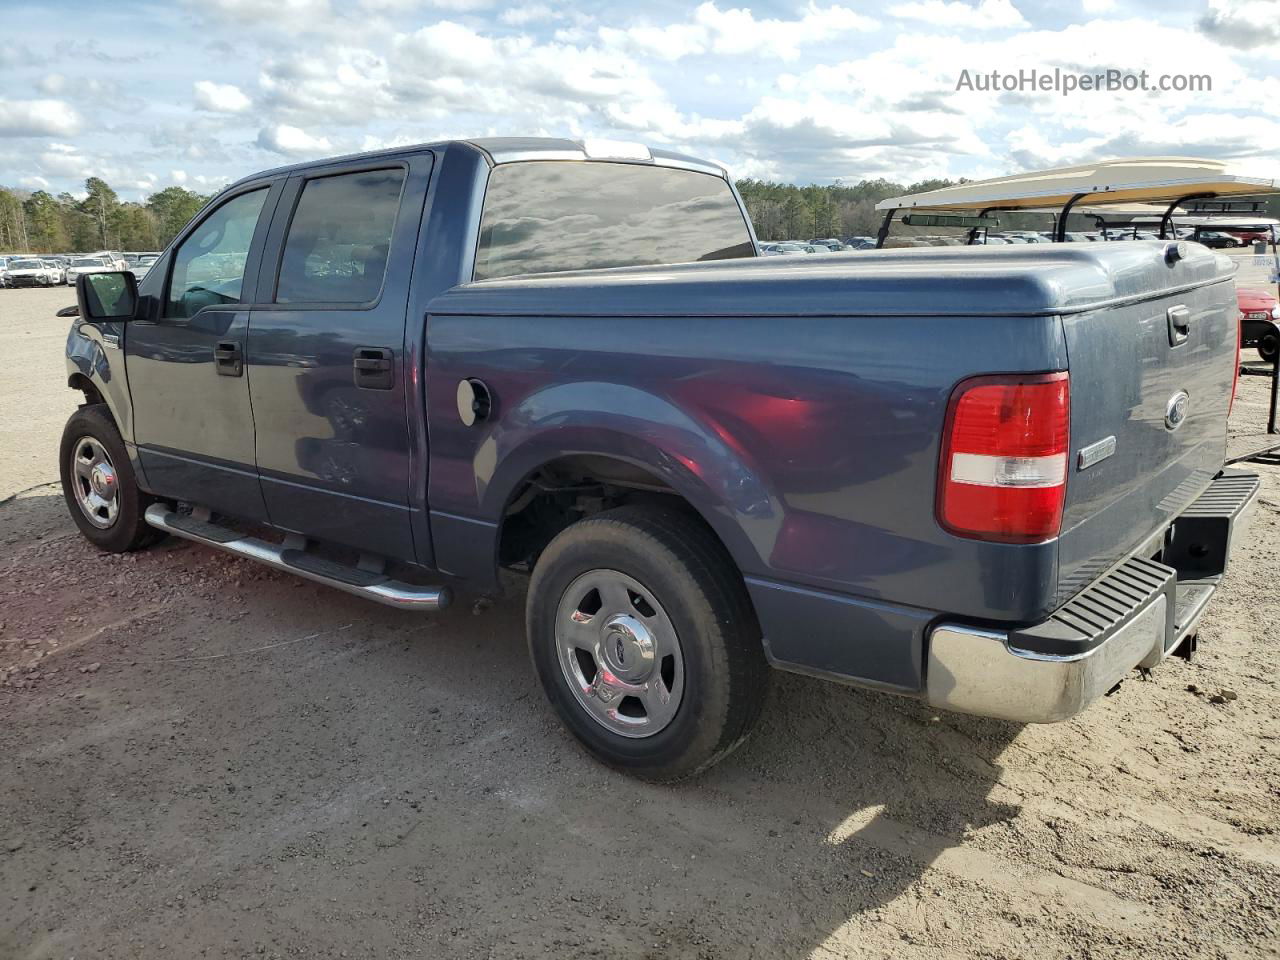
[247, 155, 433, 561]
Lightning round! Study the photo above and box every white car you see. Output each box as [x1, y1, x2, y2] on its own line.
[124, 254, 158, 281]
[65, 256, 115, 286]
[4, 257, 62, 287]
[42, 259, 66, 284]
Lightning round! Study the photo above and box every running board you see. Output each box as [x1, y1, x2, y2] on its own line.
[144, 505, 451, 611]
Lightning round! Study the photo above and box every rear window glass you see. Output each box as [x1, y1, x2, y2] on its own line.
[474, 161, 754, 281]
[275, 168, 406, 305]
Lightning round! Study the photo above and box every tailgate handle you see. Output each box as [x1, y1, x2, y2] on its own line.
[1167, 305, 1192, 346]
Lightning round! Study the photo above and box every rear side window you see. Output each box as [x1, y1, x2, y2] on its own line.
[166, 188, 269, 319]
[474, 161, 754, 281]
[275, 168, 406, 305]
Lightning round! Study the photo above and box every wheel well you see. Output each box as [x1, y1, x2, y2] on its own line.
[497, 455, 712, 571]
[68, 373, 104, 408]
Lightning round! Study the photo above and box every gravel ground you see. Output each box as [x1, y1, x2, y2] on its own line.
[1, 283, 1278, 960]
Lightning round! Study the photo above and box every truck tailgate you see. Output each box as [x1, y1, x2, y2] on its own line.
[1056, 243, 1238, 605]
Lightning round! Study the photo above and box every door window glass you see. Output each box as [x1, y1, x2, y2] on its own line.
[275, 168, 406, 305]
[165, 188, 269, 319]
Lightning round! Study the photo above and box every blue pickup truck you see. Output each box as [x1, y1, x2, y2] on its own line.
[60, 137, 1258, 780]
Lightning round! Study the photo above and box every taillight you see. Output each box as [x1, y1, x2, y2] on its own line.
[938, 372, 1070, 544]
[1230, 311, 1242, 415]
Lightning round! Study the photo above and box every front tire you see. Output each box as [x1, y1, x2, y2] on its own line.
[59, 404, 164, 552]
[1261, 332, 1279, 365]
[527, 506, 768, 781]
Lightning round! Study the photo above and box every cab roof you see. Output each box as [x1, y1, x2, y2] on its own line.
[230, 137, 726, 189]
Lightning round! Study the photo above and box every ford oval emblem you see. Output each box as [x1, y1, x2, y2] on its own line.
[1165, 391, 1190, 430]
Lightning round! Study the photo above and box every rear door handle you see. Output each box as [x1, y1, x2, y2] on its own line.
[353, 347, 393, 390]
[214, 340, 243, 377]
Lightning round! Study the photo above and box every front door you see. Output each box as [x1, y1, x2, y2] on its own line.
[126, 181, 281, 519]
[247, 156, 433, 561]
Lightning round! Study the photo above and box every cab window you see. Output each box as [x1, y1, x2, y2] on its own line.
[474, 161, 755, 281]
[274, 168, 406, 305]
[165, 188, 269, 319]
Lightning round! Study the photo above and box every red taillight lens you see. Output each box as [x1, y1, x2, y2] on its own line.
[1230, 311, 1242, 415]
[938, 372, 1070, 543]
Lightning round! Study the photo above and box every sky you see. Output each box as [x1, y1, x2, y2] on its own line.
[0, 0, 1275, 201]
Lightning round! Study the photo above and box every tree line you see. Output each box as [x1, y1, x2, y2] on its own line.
[0, 178, 212, 254]
[735, 176, 959, 241]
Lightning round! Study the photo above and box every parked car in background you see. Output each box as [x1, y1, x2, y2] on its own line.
[1198, 231, 1242, 248]
[126, 254, 159, 280]
[1228, 230, 1269, 246]
[5, 257, 62, 287]
[65, 256, 115, 286]
[1239, 288, 1280, 363]
[43, 259, 66, 284]
[759, 242, 809, 256]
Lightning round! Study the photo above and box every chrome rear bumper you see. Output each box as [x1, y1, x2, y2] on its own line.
[925, 469, 1260, 723]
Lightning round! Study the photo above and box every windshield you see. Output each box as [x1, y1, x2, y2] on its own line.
[12, 260, 42, 268]
[475, 161, 754, 281]
[72, 258, 107, 268]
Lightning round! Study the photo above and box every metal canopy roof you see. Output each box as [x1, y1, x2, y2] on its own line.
[876, 157, 1276, 212]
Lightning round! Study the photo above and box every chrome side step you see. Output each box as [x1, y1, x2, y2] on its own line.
[144, 505, 451, 611]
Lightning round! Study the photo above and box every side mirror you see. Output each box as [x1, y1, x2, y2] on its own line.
[76, 271, 138, 321]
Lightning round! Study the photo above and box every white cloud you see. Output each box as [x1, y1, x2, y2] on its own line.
[256, 123, 334, 155]
[1198, 0, 1280, 50]
[37, 73, 66, 95]
[19, 175, 49, 189]
[600, 2, 879, 62]
[1081, 0, 1114, 12]
[0, 99, 82, 137]
[500, 4, 557, 26]
[192, 0, 333, 24]
[889, 0, 1028, 29]
[194, 80, 252, 113]
[37, 144, 91, 178]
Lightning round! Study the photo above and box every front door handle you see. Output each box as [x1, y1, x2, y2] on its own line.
[214, 340, 243, 377]
[353, 347, 393, 390]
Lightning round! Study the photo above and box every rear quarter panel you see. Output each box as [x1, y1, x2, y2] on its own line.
[425, 307, 1068, 622]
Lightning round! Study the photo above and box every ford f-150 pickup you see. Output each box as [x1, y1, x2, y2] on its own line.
[59, 137, 1259, 780]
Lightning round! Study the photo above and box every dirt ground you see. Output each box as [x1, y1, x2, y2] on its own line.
[1, 281, 1278, 960]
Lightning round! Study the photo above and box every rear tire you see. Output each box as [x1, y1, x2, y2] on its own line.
[526, 505, 768, 781]
[59, 404, 164, 553]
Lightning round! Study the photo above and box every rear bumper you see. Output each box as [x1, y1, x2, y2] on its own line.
[926, 469, 1260, 723]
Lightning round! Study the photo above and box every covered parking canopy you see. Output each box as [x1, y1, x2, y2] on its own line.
[873, 157, 1277, 246]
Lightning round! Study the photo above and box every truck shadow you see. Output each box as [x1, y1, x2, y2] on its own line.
[695, 673, 1024, 955]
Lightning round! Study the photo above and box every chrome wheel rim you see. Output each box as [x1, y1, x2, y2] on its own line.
[555, 569, 685, 739]
[70, 436, 119, 529]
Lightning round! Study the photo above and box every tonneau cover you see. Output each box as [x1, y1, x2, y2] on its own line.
[430, 242, 1235, 318]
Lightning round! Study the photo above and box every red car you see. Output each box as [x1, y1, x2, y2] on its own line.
[1229, 230, 1271, 246]
[1239, 288, 1280, 363]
